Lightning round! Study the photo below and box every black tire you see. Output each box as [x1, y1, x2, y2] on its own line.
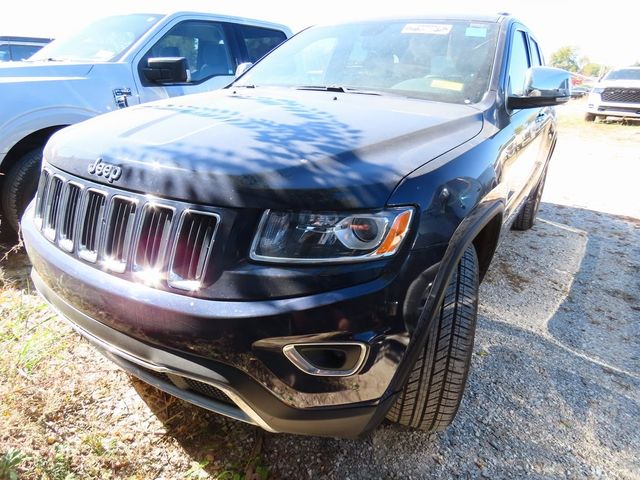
[387, 245, 479, 432]
[1, 148, 42, 234]
[584, 113, 596, 122]
[512, 167, 547, 231]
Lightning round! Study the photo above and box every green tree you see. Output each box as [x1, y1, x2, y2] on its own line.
[549, 46, 581, 72]
[581, 62, 603, 77]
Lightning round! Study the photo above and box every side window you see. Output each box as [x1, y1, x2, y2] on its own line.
[142, 21, 234, 84]
[530, 39, 544, 66]
[0, 44, 10, 61]
[237, 26, 287, 63]
[10, 44, 42, 61]
[508, 30, 530, 96]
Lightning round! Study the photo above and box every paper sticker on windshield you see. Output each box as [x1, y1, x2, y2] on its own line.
[430, 79, 464, 92]
[465, 26, 487, 38]
[402, 24, 452, 35]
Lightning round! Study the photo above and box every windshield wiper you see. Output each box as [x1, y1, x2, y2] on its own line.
[296, 85, 382, 95]
[234, 84, 256, 88]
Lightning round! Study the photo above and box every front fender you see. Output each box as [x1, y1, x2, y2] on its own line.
[0, 107, 97, 164]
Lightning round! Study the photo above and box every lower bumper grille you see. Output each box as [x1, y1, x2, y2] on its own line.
[134, 365, 234, 406]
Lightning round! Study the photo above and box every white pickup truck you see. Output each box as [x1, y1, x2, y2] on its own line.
[0, 11, 291, 233]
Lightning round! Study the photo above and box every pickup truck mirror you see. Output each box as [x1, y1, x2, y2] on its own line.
[508, 66, 571, 109]
[235, 62, 253, 77]
[143, 57, 189, 84]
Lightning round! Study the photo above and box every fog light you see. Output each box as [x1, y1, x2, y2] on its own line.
[282, 342, 368, 377]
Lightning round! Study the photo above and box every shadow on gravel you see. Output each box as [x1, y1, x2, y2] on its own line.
[542, 204, 640, 376]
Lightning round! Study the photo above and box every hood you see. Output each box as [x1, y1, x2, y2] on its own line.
[46, 87, 484, 210]
[0, 61, 93, 83]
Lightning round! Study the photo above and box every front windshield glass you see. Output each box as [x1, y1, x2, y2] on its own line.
[30, 14, 163, 62]
[235, 20, 499, 104]
[605, 69, 640, 81]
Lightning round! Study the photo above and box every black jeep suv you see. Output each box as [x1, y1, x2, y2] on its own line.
[22, 14, 569, 438]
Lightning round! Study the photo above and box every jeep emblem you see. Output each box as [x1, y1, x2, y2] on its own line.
[88, 158, 122, 183]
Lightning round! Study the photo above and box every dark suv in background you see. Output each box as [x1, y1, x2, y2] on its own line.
[23, 14, 569, 437]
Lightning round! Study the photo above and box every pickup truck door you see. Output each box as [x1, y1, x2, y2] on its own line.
[500, 28, 548, 220]
[132, 19, 238, 104]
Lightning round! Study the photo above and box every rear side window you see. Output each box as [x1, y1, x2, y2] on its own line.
[507, 30, 530, 96]
[237, 25, 287, 63]
[10, 44, 42, 61]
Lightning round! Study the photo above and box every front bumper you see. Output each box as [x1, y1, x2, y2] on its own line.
[587, 94, 640, 118]
[31, 268, 393, 437]
[23, 201, 441, 437]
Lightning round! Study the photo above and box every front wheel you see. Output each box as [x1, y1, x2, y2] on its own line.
[1, 148, 42, 234]
[386, 245, 479, 432]
[584, 112, 596, 122]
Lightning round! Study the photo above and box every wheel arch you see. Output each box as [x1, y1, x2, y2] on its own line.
[0, 125, 68, 175]
[360, 198, 505, 436]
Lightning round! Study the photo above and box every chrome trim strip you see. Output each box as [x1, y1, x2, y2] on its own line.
[283, 342, 368, 377]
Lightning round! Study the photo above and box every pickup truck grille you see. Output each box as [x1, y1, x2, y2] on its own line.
[34, 168, 220, 292]
[601, 88, 640, 103]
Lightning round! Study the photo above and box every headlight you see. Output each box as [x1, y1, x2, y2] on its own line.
[591, 87, 604, 94]
[250, 207, 414, 263]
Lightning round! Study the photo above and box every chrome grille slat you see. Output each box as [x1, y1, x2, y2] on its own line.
[79, 190, 106, 263]
[135, 205, 174, 272]
[34, 167, 221, 293]
[104, 196, 137, 272]
[43, 176, 64, 241]
[34, 170, 51, 229]
[169, 210, 220, 291]
[59, 183, 82, 252]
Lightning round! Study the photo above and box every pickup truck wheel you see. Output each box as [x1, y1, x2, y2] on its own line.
[1, 148, 42, 234]
[512, 167, 547, 231]
[584, 113, 596, 122]
[386, 245, 479, 432]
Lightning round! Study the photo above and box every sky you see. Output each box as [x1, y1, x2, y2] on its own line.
[1, 0, 637, 67]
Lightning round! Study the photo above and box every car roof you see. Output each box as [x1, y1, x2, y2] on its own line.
[0, 36, 52, 43]
[318, 13, 512, 26]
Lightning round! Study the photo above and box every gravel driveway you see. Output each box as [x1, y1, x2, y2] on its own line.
[1, 106, 638, 479]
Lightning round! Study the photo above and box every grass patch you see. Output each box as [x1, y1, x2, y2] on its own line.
[0, 449, 28, 480]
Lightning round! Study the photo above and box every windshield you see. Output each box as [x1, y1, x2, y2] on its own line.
[30, 14, 163, 62]
[604, 69, 640, 81]
[235, 20, 499, 104]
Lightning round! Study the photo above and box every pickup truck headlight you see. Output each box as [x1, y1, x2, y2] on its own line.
[591, 87, 604, 94]
[250, 207, 414, 263]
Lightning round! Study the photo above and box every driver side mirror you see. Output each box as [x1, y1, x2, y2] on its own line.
[143, 57, 189, 84]
[508, 66, 570, 109]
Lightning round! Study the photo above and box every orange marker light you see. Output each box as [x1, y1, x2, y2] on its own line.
[374, 210, 413, 255]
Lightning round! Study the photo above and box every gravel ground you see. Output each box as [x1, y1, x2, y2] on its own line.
[1, 102, 639, 479]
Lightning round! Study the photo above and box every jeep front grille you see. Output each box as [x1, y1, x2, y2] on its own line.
[601, 88, 640, 103]
[33, 167, 222, 294]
